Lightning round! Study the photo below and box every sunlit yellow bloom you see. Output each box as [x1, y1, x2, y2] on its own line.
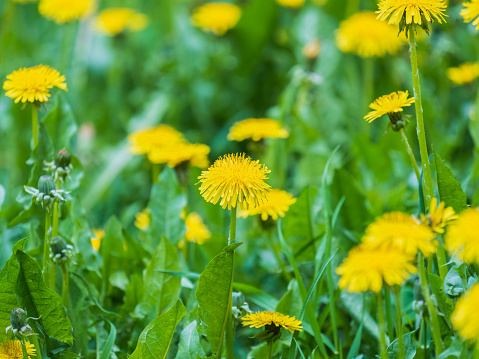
[38, 0, 94, 23]
[452, 283, 479, 343]
[91, 229, 104, 251]
[445, 207, 479, 264]
[3, 65, 67, 104]
[336, 12, 405, 58]
[377, 0, 448, 26]
[364, 91, 415, 123]
[239, 189, 296, 221]
[276, 0, 305, 8]
[336, 244, 417, 293]
[95, 8, 149, 36]
[421, 197, 457, 233]
[148, 143, 210, 168]
[362, 212, 437, 256]
[192, 2, 242, 36]
[227, 118, 289, 142]
[198, 153, 271, 210]
[185, 212, 211, 244]
[242, 311, 302, 333]
[461, 0, 479, 30]
[0, 340, 36, 359]
[127, 125, 184, 155]
[134, 209, 150, 231]
[447, 62, 479, 86]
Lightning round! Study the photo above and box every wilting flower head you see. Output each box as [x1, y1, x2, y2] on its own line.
[362, 212, 437, 256]
[461, 0, 479, 30]
[445, 207, 479, 264]
[95, 8, 149, 36]
[336, 12, 405, 58]
[336, 244, 417, 293]
[276, 0, 305, 8]
[185, 212, 211, 244]
[242, 311, 302, 343]
[91, 229, 104, 251]
[3, 65, 67, 104]
[0, 340, 36, 359]
[198, 153, 271, 210]
[447, 62, 479, 86]
[421, 197, 457, 234]
[148, 143, 210, 169]
[364, 91, 415, 129]
[239, 189, 296, 221]
[128, 125, 184, 155]
[38, 0, 94, 23]
[134, 209, 150, 231]
[452, 283, 479, 344]
[227, 118, 289, 142]
[191, 2, 242, 36]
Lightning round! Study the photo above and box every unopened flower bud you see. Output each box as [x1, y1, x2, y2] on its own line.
[38, 175, 55, 195]
[50, 236, 74, 264]
[55, 149, 72, 168]
[10, 308, 27, 331]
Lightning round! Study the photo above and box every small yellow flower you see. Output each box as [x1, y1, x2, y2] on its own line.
[198, 153, 271, 210]
[445, 207, 479, 264]
[91, 229, 104, 251]
[191, 2, 242, 36]
[227, 118, 289, 142]
[134, 209, 150, 231]
[242, 311, 302, 333]
[276, 0, 305, 8]
[38, 0, 94, 23]
[421, 197, 457, 234]
[364, 91, 415, 123]
[95, 8, 149, 36]
[447, 62, 479, 86]
[336, 244, 417, 293]
[461, 0, 479, 30]
[239, 189, 296, 221]
[185, 212, 211, 244]
[3, 65, 67, 104]
[362, 212, 437, 256]
[336, 12, 405, 58]
[0, 340, 36, 359]
[148, 143, 210, 169]
[376, 0, 448, 26]
[128, 125, 184, 155]
[452, 283, 479, 344]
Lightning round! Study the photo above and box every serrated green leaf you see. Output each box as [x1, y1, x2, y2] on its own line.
[176, 320, 206, 359]
[387, 329, 418, 359]
[435, 153, 468, 213]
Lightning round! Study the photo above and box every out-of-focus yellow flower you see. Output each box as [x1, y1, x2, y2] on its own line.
[148, 143, 210, 169]
[302, 38, 321, 60]
[242, 311, 302, 333]
[421, 197, 457, 234]
[0, 340, 36, 359]
[134, 209, 150, 231]
[377, 0, 447, 26]
[191, 2, 242, 36]
[95, 8, 149, 36]
[3, 65, 67, 104]
[91, 229, 104, 251]
[128, 125, 184, 155]
[461, 0, 479, 30]
[336, 12, 405, 58]
[38, 0, 94, 23]
[239, 189, 296, 221]
[227, 118, 289, 142]
[276, 0, 305, 8]
[364, 91, 415, 123]
[445, 207, 479, 264]
[447, 62, 479, 86]
[185, 212, 211, 244]
[452, 283, 479, 343]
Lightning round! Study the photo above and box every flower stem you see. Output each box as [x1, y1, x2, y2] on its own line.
[384, 287, 395, 345]
[29, 335, 42, 359]
[152, 164, 161, 184]
[52, 180, 61, 237]
[377, 289, 388, 359]
[395, 287, 405, 359]
[436, 246, 449, 281]
[400, 128, 421, 182]
[32, 105, 39, 149]
[267, 341, 273, 359]
[225, 206, 237, 359]
[20, 338, 29, 359]
[43, 210, 52, 285]
[61, 262, 69, 308]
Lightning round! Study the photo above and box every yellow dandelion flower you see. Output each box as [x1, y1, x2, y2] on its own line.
[242, 311, 302, 333]
[445, 207, 479, 264]
[0, 340, 36, 359]
[421, 197, 457, 234]
[185, 212, 211, 244]
[336, 244, 417, 293]
[336, 12, 405, 58]
[38, 0, 94, 23]
[376, 0, 448, 26]
[276, 0, 305, 8]
[461, 0, 479, 30]
[134, 209, 150, 231]
[239, 189, 296, 221]
[362, 212, 437, 256]
[148, 143, 210, 169]
[447, 62, 479, 86]
[127, 125, 184, 155]
[198, 153, 271, 210]
[91, 229, 104, 251]
[95, 8, 149, 36]
[227, 118, 289, 142]
[191, 2, 242, 36]
[452, 283, 479, 344]
[3, 65, 67, 104]
[364, 91, 415, 123]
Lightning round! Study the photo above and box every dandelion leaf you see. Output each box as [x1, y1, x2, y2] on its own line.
[434, 153, 468, 213]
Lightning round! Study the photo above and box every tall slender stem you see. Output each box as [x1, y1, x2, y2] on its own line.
[384, 287, 395, 345]
[61, 263, 69, 308]
[474, 344, 479, 359]
[43, 210, 52, 284]
[52, 180, 61, 237]
[32, 105, 38, 149]
[395, 287, 405, 359]
[225, 206, 237, 359]
[400, 128, 421, 182]
[436, 246, 449, 281]
[267, 341, 273, 359]
[377, 290, 388, 359]
[20, 338, 29, 359]
[29, 336, 43, 359]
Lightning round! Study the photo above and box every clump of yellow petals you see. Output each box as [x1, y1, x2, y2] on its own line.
[421, 197, 457, 233]
[95, 8, 149, 36]
[336, 244, 417, 293]
[239, 189, 296, 221]
[445, 207, 479, 264]
[38, 0, 94, 23]
[134, 209, 150, 231]
[364, 91, 415, 123]
[148, 143, 210, 169]
[0, 340, 36, 359]
[452, 283, 479, 344]
[242, 311, 302, 333]
[185, 212, 211, 244]
[227, 118, 289, 142]
[461, 0, 479, 30]
[447, 62, 479, 86]
[336, 12, 405, 58]
[91, 229, 104, 251]
[128, 125, 184, 155]
[198, 153, 271, 210]
[3, 65, 67, 104]
[276, 0, 305, 8]
[191, 2, 242, 36]
[362, 212, 437, 256]
[377, 0, 448, 26]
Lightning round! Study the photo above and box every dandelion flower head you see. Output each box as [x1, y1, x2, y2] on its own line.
[185, 212, 211, 244]
[461, 0, 479, 30]
[239, 189, 296, 221]
[447, 62, 479, 86]
[91, 229, 104, 251]
[38, 0, 94, 23]
[148, 142, 210, 169]
[364, 91, 415, 123]
[134, 209, 150, 231]
[0, 340, 36, 359]
[276, 0, 305, 8]
[377, 0, 448, 26]
[421, 197, 457, 233]
[227, 118, 289, 142]
[242, 311, 303, 333]
[191, 2, 242, 36]
[452, 283, 479, 344]
[128, 125, 184, 155]
[95, 8, 149, 36]
[445, 207, 479, 264]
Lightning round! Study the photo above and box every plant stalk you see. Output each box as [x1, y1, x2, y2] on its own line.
[61, 262, 69, 308]
[32, 105, 38, 149]
[267, 341, 273, 359]
[395, 287, 405, 359]
[52, 179, 61, 237]
[400, 128, 421, 182]
[377, 289, 388, 359]
[20, 338, 29, 359]
[43, 210, 52, 285]
[384, 287, 395, 345]
[225, 206, 237, 359]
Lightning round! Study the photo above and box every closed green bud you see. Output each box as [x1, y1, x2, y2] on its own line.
[10, 308, 27, 331]
[38, 175, 55, 195]
[55, 149, 72, 168]
[50, 236, 74, 264]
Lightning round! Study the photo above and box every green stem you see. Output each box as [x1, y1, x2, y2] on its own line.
[267, 341, 273, 359]
[384, 287, 394, 345]
[400, 128, 421, 182]
[61, 263, 69, 308]
[225, 206, 237, 359]
[474, 344, 479, 359]
[152, 164, 161, 184]
[436, 246, 449, 281]
[52, 180, 61, 237]
[32, 105, 38, 149]
[228, 207, 237, 245]
[43, 210, 52, 284]
[29, 335, 43, 359]
[418, 253, 444, 355]
[20, 338, 29, 359]
[363, 58, 375, 135]
[395, 287, 405, 359]
[408, 25, 435, 204]
[377, 290, 387, 359]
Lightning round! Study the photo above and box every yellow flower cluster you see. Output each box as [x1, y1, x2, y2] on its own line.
[0, 340, 36, 359]
[239, 189, 296, 221]
[376, 0, 448, 26]
[461, 0, 479, 30]
[38, 0, 94, 23]
[191, 2, 242, 36]
[445, 207, 479, 264]
[447, 62, 479, 86]
[91, 229, 104, 251]
[185, 212, 211, 244]
[276, 0, 305, 8]
[95, 8, 149, 36]
[242, 311, 302, 333]
[227, 118, 289, 142]
[134, 209, 150, 231]
[452, 283, 479, 343]
[364, 91, 415, 123]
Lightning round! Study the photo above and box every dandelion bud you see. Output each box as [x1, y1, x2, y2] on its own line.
[10, 309, 27, 331]
[50, 236, 74, 264]
[55, 148, 71, 168]
[38, 175, 56, 195]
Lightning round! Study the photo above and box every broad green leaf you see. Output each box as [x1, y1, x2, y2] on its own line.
[99, 321, 117, 359]
[176, 320, 206, 359]
[429, 273, 454, 326]
[14, 251, 73, 345]
[387, 329, 418, 359]
[130, 299, 187, 359]
[435, 153, 468, 213]
[43, 94, 77, 150]
[445, 267, 465, 298]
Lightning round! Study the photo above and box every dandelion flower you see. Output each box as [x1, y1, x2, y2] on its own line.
[445, 207, 479, 264]
[242, 311, 302, 333]
[377, 0, 448, 26]
[127, 125, 184, 155]
[95, 8, 149, 36]
[198, 153, 271, 210]
[91, 229, 104, 251]
[3, 65, 67, 104]
[148, 143, 210, 169]
[276, 0, 305, 8]
[134, 209, 150, 231]
[447, 62, 479, 86]
[336, 244, 417, 293]
[191, 2, 242, 36]
[227, 118, 289, 142]
[185, 212, 211, 244]
[336, 12, 405, 58]
[38, 0, 94, 23]
[0, 340, 36, 359]
[452, 283, 479, 343]
[239, 189, 296, 221]
[461, 0, 479, 30]
[364, 91, 415, 123]
[421, 197, 457, 234]
[362, 212, 437, 256]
